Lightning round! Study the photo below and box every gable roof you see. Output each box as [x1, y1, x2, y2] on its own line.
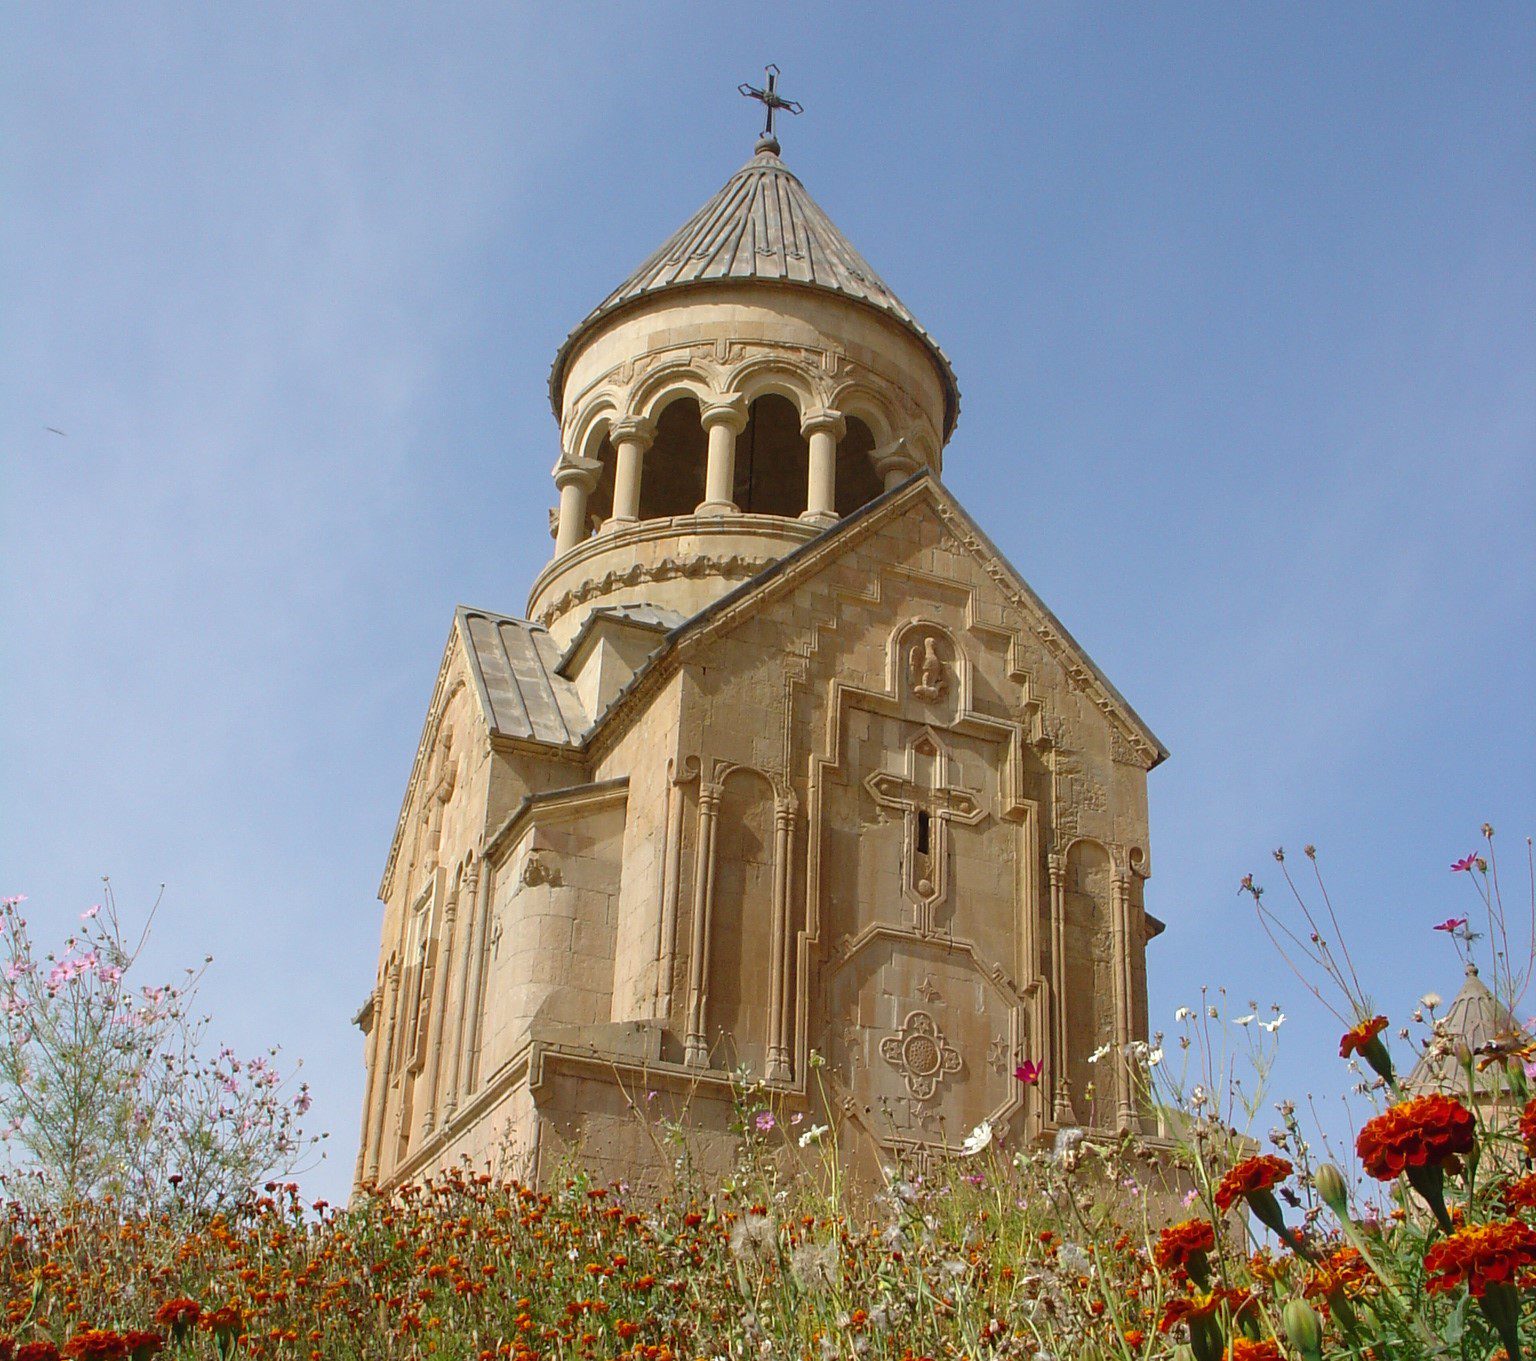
[592, 471, 1168, 769]
[456, 607, 589, 747]
[549, 147, 960, 438]
[378, 609, 591, 899]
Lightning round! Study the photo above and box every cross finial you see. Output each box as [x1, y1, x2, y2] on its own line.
[738, 64, 802, 154]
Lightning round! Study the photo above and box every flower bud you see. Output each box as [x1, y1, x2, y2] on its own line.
[1314, 1163, 1349, 1216]
[1282, 1298, 1324, 1360]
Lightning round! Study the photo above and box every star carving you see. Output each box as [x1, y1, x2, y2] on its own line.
[880, 1010, 962, 1101]
[916, 974, 942, 1004]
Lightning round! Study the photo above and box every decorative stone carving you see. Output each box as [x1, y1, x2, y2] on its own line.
[880, 1010, 962, 1101]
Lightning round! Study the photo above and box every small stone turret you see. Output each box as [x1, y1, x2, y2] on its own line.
[529, 141, 960, 648]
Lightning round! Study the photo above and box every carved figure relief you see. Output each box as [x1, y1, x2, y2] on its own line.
[909, 634, 949, 701]
[880, 1010, 962, 1101]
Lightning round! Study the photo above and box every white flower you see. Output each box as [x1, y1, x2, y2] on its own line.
[1260, 1013, 1286, 1033]
[1175, 1006, 1192, 1021]
[1059, 1242, 1090, 1273]
[1421, 992, 1443, 1010]
[798, 1123, 829, 1148]
[1147, 1047, 1164, 1066]
[961, 1120, 993, 1155]
[1087, 1043, 1112, 1064]
[1234, 1014, 1256, 1027]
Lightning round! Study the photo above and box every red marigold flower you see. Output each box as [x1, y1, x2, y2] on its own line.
[1519, 1098, 1536, 1157]
[1153, 1218, 1216, 1272]
[61, 1333, 128, 1361]
[1338, 1015, 1388, 1059]
[1226, 1342, 1284, 1361]
[1424, 1219, 1536, 1297]
[17, 1345, 61, 1361]
[1497, 1173, 1536, 1213]
[1214, 1155, 1292, 1213]
[1355, 1094, 1475, 1180]
[150, 1302, 199, 1333]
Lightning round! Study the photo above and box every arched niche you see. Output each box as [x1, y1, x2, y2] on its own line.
[1063, 838, 1114, 1125]
[704, 767, 777, 1076]
[734, 394, 809, 517]
[638, 396, 707, 520]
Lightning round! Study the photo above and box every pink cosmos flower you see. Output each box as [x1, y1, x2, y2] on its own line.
[1451, 854, 1478, 873]
[1014, 1060, 1044, 1086]
[1433, 917, 1469, 933]
[80, 904, 101, 920]
[754, 1110, 776, 1133]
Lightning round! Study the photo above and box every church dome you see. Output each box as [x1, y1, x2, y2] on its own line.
[549, 145, 960, 439]
[532, 132, 961, 650]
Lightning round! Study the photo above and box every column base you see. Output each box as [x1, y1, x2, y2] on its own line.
[798, 510, 838, 530]
[695, 500, 740, 517]
[601, 515, 639, 532]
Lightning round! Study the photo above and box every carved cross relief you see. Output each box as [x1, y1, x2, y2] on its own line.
[863, 728, 987, 934]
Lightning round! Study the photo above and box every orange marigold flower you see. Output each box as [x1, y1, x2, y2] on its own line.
[1226, 1342, 1284, 1361]
[62, 1333, 128, 1361]
[1338, 1015, 1388, 1059]
[1423, 1220, 1536, 1298]
[1520, 1098, 1536, 1157]
[1305, 1246, 1373, 1301]
[1153, 1219, 1216, 1271]
[200, 1307, 244, 1340]
[1356, 1094, 1475, 1180]
[1214, 1155, 1292, 1213]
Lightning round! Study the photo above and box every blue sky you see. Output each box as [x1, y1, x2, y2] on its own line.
[3, 5, 1532, 1203]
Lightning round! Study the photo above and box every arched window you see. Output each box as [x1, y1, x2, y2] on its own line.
[735, 394, 809, 517]
[639, 397, 707, 520]
[836, 416, 885, 517]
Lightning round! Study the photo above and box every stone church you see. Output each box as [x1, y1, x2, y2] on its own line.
[353, 114, 1167, 1192]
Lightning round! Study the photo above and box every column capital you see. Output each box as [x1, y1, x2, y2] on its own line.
[700, 397, 749, 434]
[553, 456, 602, 491]
[870, 435, 920, 480]
[610, 415, 656, 449]
[800, 408, 846, 440]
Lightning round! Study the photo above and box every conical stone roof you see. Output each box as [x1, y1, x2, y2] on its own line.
[1405, 962, 1529, 1096]
[550, 143, 960, 436]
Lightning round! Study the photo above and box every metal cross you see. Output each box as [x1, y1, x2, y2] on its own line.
[738, 64, 802, 141]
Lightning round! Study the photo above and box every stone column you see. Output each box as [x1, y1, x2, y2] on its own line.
[800, 409, 846, 526]
[366, 961, 402, 1181]
[607, 416, 655, 526]
[684, 782, 722, 1068]
[1118, 878, 1142, 1136]
[419, 891, 459, 1137]
[352, 985, 383, 1186]
[698, 398, 748, 515]
[553, 459, 601, 555]
[1047, 852, 1075, 1124]
[653, 766, 685, 1020]
[872, 438, 921, 492]
[766, 799, 795, 1081]
[441, 862, 481, 1122]
[460, 866, 494, 1094]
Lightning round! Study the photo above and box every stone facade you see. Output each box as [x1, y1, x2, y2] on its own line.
[354, 135, 1166, 1193]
